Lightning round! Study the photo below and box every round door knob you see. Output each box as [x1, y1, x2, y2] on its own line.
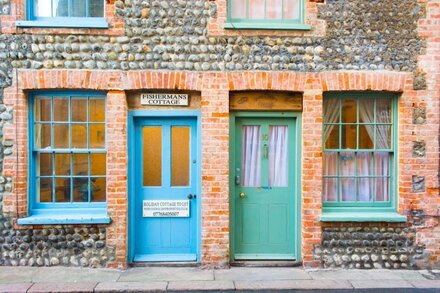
[239, 192, 246, 198]
[187, 194, 193, 199]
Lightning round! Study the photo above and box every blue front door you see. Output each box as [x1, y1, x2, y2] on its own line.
[132, 117, 198, 262]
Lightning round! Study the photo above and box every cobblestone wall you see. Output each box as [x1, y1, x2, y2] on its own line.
[314, 225, 427, 269]
[0, 0, 10, 15]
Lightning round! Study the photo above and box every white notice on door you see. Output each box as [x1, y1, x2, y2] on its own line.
[143, 200, 190, 217]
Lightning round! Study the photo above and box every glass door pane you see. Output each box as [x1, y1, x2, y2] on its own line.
[143, 127, 162, 186]
[268, 125, 288, 186]
[171, 126, 190, 186]
[241, 125, 261, 186]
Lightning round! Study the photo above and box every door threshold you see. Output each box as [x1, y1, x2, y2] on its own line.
[231, 260, 302, 267]
[130, 262, 199, 267]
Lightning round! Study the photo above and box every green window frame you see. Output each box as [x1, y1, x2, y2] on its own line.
[225, 0, 311, 30]
[322, 92, 398, 213]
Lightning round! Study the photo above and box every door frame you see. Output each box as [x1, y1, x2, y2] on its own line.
[127, 110, 202, 263]
[229, 111, 302, 262]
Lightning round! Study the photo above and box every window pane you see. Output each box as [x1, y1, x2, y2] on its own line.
[89, 98, 105, 122]
[324, 125, 339, 149]
[53, 124, 69, 148]
[357, 178, 373, 202]
[340, 151, 355, 176]
[341, 125, 356, 149]
[266, 0, 282, 19]
[38, 153, 53, 176]
[89, 124, 105, 148]
[341, 98, 357, 123]
[357, 152, 373, 176]
[324, 98, 340, 123]
[242, 125, 261, 187]
[53, 98, 69, 121]
[375, 177, 389, 202]
[249, 0, 264, 19]
[71, 124, 87, 148]
[91, 177, 106, 202]
[55, 153, 70, 175]
[91, 153, 106, 175]
[323, 152, 338, 176]
[359, 98, 374, 123]
[38, 178, 53, 202]
[341, 178, 355, 201]
[376, 125, 391, 149]
[269, 125, 288, 187]
[73, 177, 89, 202]
[53, 0, 68, 17]
[284, 0, 299, 19]
[73, 153, 88, 176]
[359, 125, 373, 149]
[55, 177, 70, 202]
[323, 178, 338, 202]
[35, 0, 52, 17]
[90, 0, 104, 17]
[35, 124, 51, 149]
[71, 98, 87, 122]
[72, 0, 87, 17]
[171, 127, 190, 186]
[376, 98, 392, 123]
[143, 127, 162, 186]
[35, 98, 51, 121]
[374, 152, 389, 176]
[231, 0, 246, 18]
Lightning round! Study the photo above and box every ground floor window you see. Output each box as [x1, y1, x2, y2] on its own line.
[322, 92, 396, 209]
[31, 91, 106, 209]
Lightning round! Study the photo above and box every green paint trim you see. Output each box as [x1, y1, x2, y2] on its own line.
[226, 0, 308, 30]
[229, 111, 302, 262]
[320, 212, 407, 223]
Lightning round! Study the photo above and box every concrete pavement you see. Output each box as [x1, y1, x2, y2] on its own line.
[0, 266, 438, 292]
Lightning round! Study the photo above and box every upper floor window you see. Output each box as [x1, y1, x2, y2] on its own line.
[322, 92, 397, 212]
[17, 0, 108, 28]
[226, 0, 309, 30]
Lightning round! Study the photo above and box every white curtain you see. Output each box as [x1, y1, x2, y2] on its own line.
[323, 98, 340, 201]
[269, 126, 288, 187]
[340, 151, 355, 201]
[242, 126, 261, 187]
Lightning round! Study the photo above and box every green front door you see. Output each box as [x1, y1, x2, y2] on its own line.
[233, 117, 298, 260]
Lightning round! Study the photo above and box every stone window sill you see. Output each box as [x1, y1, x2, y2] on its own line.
[17, 210, 111, 225]
[16, 18, 109, 29]
[224, 22, 311, 31]
[320, 212, 407, 223]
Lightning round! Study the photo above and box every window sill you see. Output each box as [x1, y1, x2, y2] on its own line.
[16, 18, 109, 29]
[224, 22, 311, 31]
[17, 210, 111, 225]
[320, 212, 407, 223]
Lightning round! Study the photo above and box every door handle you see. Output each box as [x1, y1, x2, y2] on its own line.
[239, 192, 246, 198]
[187, 194, 193, 199]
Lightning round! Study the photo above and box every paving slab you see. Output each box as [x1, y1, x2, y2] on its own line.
[214, 267, 311, 281]
[118, 267, 214, 282]
[0, 267, 37, 283]
[350, 279, 414, 289]
[95, 281, 168, 292]
[0, 283, 33, 293]
[167, 280, 235, 291]
[32, 267, 121, 283]
[28, 282, 97, 293]
[309, 269, 426, 280]
[409, 280, 440, 288]
[234, 279, 353, 290]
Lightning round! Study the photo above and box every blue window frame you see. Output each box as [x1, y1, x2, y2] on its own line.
[226, 0, 310, 30]
[17, 0, 108, 28]
[20, 91, 109, 225]
[322, 92, 400, 217]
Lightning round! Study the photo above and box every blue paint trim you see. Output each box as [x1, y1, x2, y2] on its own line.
[127, 110, 202, 263]
[16, 18, 109, 29]
[17, 209, 110, 225]
[320, 212, 407, 223]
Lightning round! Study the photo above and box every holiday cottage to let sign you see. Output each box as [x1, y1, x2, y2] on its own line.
[143, 200, 190, 217]
[141, 93, 189, 106]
